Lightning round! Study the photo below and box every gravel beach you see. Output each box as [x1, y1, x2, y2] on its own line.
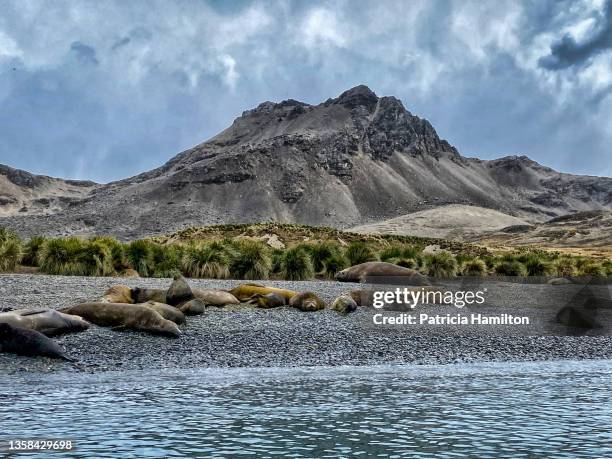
[1, 274, 612, 373]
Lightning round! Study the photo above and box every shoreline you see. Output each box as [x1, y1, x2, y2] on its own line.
[1, 274, 612, 374]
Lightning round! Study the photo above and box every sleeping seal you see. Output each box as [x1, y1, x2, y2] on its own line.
[246, 293, 286, 309]
[229, 284, 298, 302]
[289, 292, 326, 312]
[60, 303, 180, 337]
[193, 288, 240, 306]
[331, 295, 358, 314]
[101, 285, 134, 304]
[335, 262, 430, 285]
[131, 287, 167, 304]
[0, 323, 73, 360]
[0, 309, 90, 337]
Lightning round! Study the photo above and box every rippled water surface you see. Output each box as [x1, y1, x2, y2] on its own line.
[2, 360, 612, 458]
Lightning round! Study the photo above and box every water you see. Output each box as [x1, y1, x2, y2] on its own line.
[1, 360, 611, 458]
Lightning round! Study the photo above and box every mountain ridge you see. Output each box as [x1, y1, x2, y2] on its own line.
[0, 85, 610, 239]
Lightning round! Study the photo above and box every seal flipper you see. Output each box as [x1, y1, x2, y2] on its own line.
[19, 308, 50, 317]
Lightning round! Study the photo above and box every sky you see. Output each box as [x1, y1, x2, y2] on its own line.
[0, 0, 611, 182]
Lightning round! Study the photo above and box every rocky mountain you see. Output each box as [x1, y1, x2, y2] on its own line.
[1, 85, 611, 239]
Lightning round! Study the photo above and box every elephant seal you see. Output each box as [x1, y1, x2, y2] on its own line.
[142, 301, 186, 324]
[178, 299, 206, 315]
[60, 303, 180, 337]
[101, 285, 134, 304]
[247, 293, 286, 309]
[331, 295, 357, 314]
[131, 287, 167, 304]
[193, 288, 240, 306]
[229, 284, 298, 302]
[0, 309, 90, 337]
[0, 323, 73, 360]
[335, 262, 430, 285]
[289, 292, 326, 312]
[166, 276, 194, 307]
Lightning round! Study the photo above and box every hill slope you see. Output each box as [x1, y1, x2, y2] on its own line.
[350, 204, 530, 240]
[0, 85, 611, 239]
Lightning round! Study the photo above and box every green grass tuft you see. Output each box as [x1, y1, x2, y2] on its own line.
[182, 241, 230, 279]
[280, 246, 314, 280]
[0, 227, 22, 272]
[125, 239, 155, 277]
[423, 250, 457, 277]
[345, 242, 377, 266]
[460, 258, 487, 276]
[494, 260, 527, 276]
[229, 239, 272, 279]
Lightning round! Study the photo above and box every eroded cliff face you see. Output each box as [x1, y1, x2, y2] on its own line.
[1, 85, 610, 238]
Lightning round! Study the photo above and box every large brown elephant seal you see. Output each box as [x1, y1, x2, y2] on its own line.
[193, 288, 240, 306]
[132, 287, 167, 304]
[60, 303, 180, 337]
[335, 262, 430, 285]
[229, 284, 298, 302]
[289, 292, 326, 312]
[101, 285, 134, 304]
[331, 295, 357, 314]
[247, 293, 286, 309]
[142, 301, 186, 324]
[0, 323, 74, 361]
[0, 309, 90, 337]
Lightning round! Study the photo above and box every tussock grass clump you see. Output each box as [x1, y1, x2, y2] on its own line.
[151, 244, 183, 278]
[21, 236, 45, 267]
[125, 239, 155, 277]
[379, 244, 422, 264]
[306, 242, 347, 277]
[321, 252, 349, 278]
[90, 236, 127, 271]
[494, 260, 527, 276]
[0, 228, 22, 272]
[603, 260, 612, 276]
[182, 241, 230, 279]
[345, 242, 377, 266]
[460, 259, 487, 276]
[524, 257, 553, 276]
[280, 246, 314, 280]
[554, 258, 577, 277]
[270, 249, 284, 274]
[578, 262, 606, 277]
[229, 239, 272, 279]
[379, 245, 402, 262]
[78, 240, 114, 276]
[423, 250, 457, 277]
[38, 237, 87, 275]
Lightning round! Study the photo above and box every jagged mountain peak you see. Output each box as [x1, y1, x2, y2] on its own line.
[0, 86, 610, 239]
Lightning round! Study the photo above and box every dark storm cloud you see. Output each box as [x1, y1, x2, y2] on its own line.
[539, 0, 612, 69]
